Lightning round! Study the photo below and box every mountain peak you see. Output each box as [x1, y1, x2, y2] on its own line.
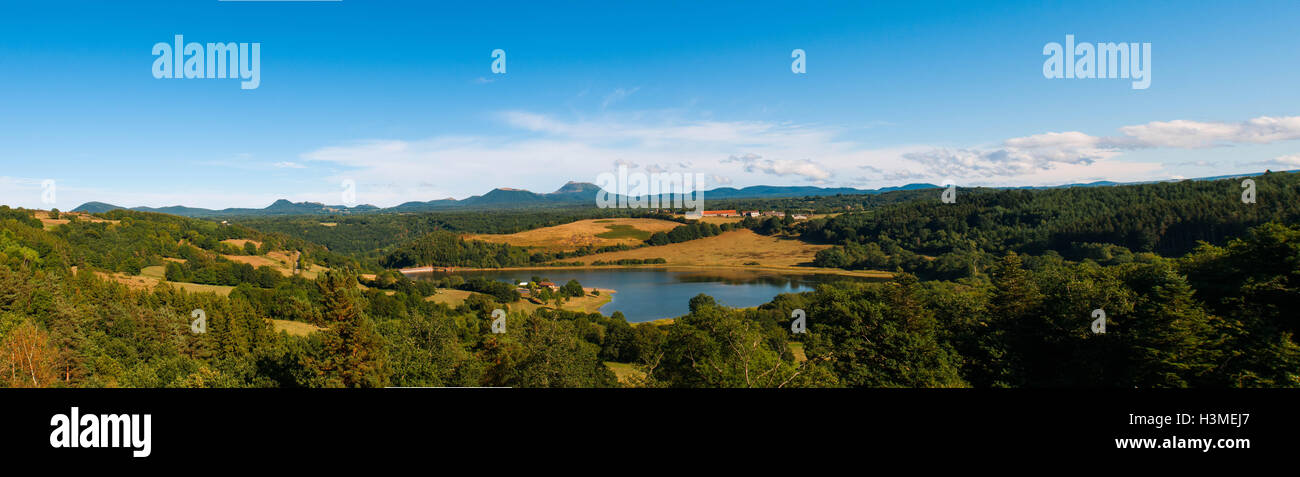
[552, 181, 600, 195]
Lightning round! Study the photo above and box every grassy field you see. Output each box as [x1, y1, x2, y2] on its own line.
[216, 249, 329, 279]
[221, 254, 292, 275]
[425, 287, 614, 315]
[604, 361, 646, 384]
[220, 238, 262, 249]
[167, 282, 236, 296]
[594, 224, 652, 240]
[270, 319, 324, 337]
[140, 265, 166, 280]
[33, 210, 119, 230]
[94, 270, 236, 296]
[572, 229, 825, 268]
[424, 288, 477, 307]
[696, 216, 743, 225]
[511, 288, 613, 314]
[789, 342, 807, 362]
[467, 218, 680, 251]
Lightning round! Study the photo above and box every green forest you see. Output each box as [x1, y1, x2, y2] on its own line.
[0, 172, 1296, 388]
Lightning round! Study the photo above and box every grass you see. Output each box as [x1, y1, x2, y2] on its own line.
[424, 288, 477, 307]
[789, 342, 807, 362]
[510, 288, 613, 314]
[217, 250, 328, 279]
[140, 265, 166, 280]
[424, 287, 615, 315]
[594, 224, 652, 240]
[219, 239, 262, 249]
[469, 229, 892, 278]
[221, 254, 293, 275]
[604, 361, 646, 384]
[96, 269, 236, 297]
[33, 210, 119, 230]
[270, 319, 324, 337]
[565, 229, 826, 268]
[695, 216, 743, 225]
[169, 282, 236, 296]
[467, 218, 680, 252]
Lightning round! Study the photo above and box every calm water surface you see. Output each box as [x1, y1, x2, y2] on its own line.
[410, 268, 884, 322]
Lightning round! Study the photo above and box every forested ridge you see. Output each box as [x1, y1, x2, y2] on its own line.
[803, 172, 1300, 279]
[0, 172, 1296, 388]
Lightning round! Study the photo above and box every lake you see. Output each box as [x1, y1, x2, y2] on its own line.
[409, 268, 884, 322]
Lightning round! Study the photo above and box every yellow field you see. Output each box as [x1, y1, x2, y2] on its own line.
[270, 319, 324, 337]
[220, 253, 300, 277]
[425, 287, 614, 315]
[789, 342, 807, 362]
[33, 210, 119, 230]
[140, 265, 167, 280]
[424, 288, 477, 307]
[575, 229, 827, 268]
[299, 264, 328, 280]
[510, 288, 613, 315]
[217, 250, 327, 278]
[166, 282, 236, 296]
[697, 216, 743, 225]
[604, 361, 646, 384]
[94, 271, 235, 296]
[468, 218, 681, 251]
[220, 239, 263, 249]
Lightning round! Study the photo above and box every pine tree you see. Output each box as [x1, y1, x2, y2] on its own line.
[303, 270, 389, 387]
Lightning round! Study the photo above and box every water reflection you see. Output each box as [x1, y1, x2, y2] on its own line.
[410, 268, 882, 323]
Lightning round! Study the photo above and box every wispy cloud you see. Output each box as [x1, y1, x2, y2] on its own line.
[723, 153, 831, 181]
[601, 87, 640, 109]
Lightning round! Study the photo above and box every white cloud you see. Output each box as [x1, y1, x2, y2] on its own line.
[899, 116, 1300, 180]
[723, 153, 831, 181]
[1244, 153, 1300, 168]
[1119, 116, 1300, 148]
[273, 161, 306, 169]
[292, 112, 1300, 207]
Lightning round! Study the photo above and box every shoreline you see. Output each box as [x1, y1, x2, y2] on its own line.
[398, 263, 892, 279]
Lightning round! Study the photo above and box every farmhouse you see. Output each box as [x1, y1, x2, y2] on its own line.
[702, 210, 738, 217]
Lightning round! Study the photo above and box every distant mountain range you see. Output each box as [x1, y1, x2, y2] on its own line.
[72, 181, 941, 218]
[71, 171, 1289, 218]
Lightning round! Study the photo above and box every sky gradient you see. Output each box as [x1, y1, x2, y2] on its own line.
[2, 0, 1299, 209]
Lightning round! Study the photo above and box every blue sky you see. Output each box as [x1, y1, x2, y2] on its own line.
[2, 0, 1299, 209]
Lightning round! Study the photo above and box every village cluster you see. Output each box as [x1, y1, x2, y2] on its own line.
[683, 210, 809, 220]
